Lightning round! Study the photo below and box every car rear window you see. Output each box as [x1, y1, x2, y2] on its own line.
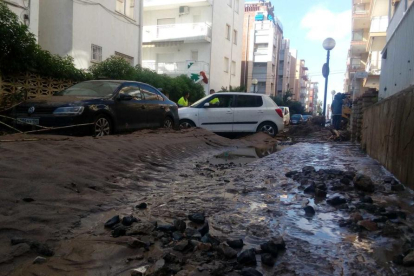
[55, 81, 120, 97]
[236, 95, 263, 107]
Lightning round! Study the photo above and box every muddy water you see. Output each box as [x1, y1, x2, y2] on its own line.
[13, 141, 414, 275]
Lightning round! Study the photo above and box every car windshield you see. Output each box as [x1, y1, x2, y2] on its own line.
[292, 115, 301, 119]
[55, 81, 121, 97]
[190, 95, 213, 107]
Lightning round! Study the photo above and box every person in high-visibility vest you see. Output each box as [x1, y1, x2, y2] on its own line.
[177, 92, 190, 107]
[209, 89, 220, 106]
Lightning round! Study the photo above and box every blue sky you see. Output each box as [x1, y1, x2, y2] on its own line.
[247, 0, 352, 106]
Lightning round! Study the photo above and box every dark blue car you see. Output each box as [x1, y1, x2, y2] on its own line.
[12, 80, 179, 136]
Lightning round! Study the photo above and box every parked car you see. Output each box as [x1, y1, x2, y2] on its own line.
[303, 115, 313, 122]
[279, 106, 290, 126]
[290, 114, 304, 125]
[178, 93, 284, 137]
[11, 80, 179, 136]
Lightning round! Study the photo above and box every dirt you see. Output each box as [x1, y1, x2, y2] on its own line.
[0, 129, 413, 276]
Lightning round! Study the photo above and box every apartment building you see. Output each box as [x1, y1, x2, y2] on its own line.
[298, 59, 309, 107]
[344, 0, 390, 98]
[142, 0, 244, 94]
[308, 82, 319, 115]
[241, 1, 283, 96]
[379, 0, 414, 99]
[4, 0, 39, 40]
[277, 38, 292, 95]
[38, 0, 143, 69]
[289, 49, 299, 100]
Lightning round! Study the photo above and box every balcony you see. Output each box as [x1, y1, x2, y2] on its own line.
[348, 63, 366, 72]
[143, 23, 212, 44]
[142, 61, 210, 76]
[144, 0, 213, 10]
[370, 16, 388, 34]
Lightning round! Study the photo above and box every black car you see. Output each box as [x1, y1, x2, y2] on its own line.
[290, 114, 304, 125]
[11, 80, 179, 136]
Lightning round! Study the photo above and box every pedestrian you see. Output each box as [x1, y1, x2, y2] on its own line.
[177, 92, 190, 107]
[209, 89, 220, 106]
[210, 89, 215, 95]
[331, 93, 343, 130]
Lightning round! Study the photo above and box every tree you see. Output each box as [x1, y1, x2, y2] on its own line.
[270, 90, 306, 115]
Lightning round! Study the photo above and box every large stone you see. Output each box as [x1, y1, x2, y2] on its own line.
[122, 215, 138, 226]
[285, 171, 298, 178]
[198, 221, 209, 237]
[128, 238, 149, 249]
[173, 240, 189, 252]
[302, 166, 316, 174]
[237, 249, 257, 265]
[157, 224, 176, 232]
[241, 268, 263, 276]
[127, 222, 155, 236]
[104, 215, 120, 228]
[146, 259, 167, 276]
[173, 219, 187, 233]
[261, 253, 275, 266]
[260, 241, 279, 257]
[200, 234, 220, 246]
[353, 174, 375, 192]
[227, 239, 244, 249]
[188, 213, 205, 224]
[327, 194, 347, 206]
[33, 256, 47, 264]
[350, 212, 363, 222]
[358, 220, 378, 231]
[172, 231, 184, 241]
[184, 228, 202, 239]
[403, 251, 414, 266]
[131, 265, 149, 276]
[218, 244, 237, 259]
[303, 206, 315, 216]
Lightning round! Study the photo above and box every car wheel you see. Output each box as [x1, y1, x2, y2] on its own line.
[94, 115, 112, 137]
[180, 120, 195, 129]
[163, 117, 174, 129]
[257, 122, 278, 137]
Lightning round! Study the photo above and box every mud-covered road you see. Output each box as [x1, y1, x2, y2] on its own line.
[0, 129, 413, 276]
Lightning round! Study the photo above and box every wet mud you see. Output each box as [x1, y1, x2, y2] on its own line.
[1, 130, 414, 275]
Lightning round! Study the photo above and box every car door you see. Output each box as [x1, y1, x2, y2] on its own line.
[198, 94, 235, 132]
[138, 84, 165, 128]
[233, 95, 264, 132]
[113, 84, 147, 130]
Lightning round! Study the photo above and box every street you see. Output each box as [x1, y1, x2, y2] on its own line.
[0, 128, 412, 276]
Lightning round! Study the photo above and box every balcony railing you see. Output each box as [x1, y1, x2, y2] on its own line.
[370, 16, 388, 33]
[353, 4, 370, 17]
[143, 23, 212, 43]
[142, 61, 210, 75]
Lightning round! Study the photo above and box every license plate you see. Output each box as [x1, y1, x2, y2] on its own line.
[17, 118, 40, 125]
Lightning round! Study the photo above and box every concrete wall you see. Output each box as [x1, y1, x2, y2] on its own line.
[362, 86, 414, 187]
[380, 2, 414, 99]
[6, 0, 39, 40]
[38, 0, 142, 70]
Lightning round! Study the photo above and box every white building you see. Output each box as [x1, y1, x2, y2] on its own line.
[142, 0, 244, 94]
[38, 0, 143, 70]
[4, 0, 39, 40]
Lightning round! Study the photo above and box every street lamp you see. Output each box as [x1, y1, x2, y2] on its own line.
[252, 79, 258, 93]
[322, 38, 336, 121]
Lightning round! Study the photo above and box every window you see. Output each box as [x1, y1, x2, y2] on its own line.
[91, 44, 102, 62]
[224, 57, 229, 73]
[119, 85, 143, 100]
[228, 0, 232, 8]
[231, 61, 236, 76]
[235, 0, 239, 13]
[139, 84, 164, 101]
[205, 95, 234, 108]
[353, 30, 364, 41]
[115, 51, 134, 66]
[116, 0, 135, 19]
[233, 30, 237, 45]
[191, 51, 198, 61]
[226, 24, 231, 40]
[235, 95, 263, 108]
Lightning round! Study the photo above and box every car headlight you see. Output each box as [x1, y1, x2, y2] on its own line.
[53, 106, 84, 115]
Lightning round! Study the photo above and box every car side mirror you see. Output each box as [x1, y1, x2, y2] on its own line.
[119, 94, 133, 101]
[204, 103, 210, 108]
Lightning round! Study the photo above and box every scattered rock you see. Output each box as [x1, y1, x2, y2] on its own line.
[260, 241, 279, 257]
[188, 213, 205, 224]
[172, 231, 184, 241]
[360, 196, 373, 204]
[112, 225, 127, 238]
[184, 228, 202, 239]
[29, 241, 54, 256]
[198, 221, 209, 237]
[131, 265, 149, 276]
[122, 215, 138, 226]
[218, 244, 237, 259]
[128, 238, 149, 249]
[237, 249, 257, 265]
[304, 184, 316, 194]
[173, 240, 189, 252]
[173, 219, 187, 233]
[11, 237, 29, 245]
[403, 251, 414, 266]
[157, 224, 176, 232]
[358, 220, 378, 231]
[261, 253, 275, 266]
[344, 171, 356, 180]
[22, 198, 35, 203]
[350, 212, 363, 222]
[285, 171, 298, 178]
[303, 206, 315, 216]
[105, 215, 120, 228]
[302, 166, 316, 174]
[327, 194, 347, 206]
[227, 239, 244, 249]
[384, 176, 395, 183]
[136, 203, 147, 209]
[340, 177, 351, 185]
[382, 222, 402, 237]
[391, 184, 405, 192]
[127, 222, 155, 236]
[393, 254, 405, 265]
[196, 242, 212, 252]
[315, 189, 327, 198]
[241, 268, 263, 276]
[201, 234, 220, 246]
[146, 259, 167, 275]
[33, 256, 47, 264]
[354, 174, 375, 192]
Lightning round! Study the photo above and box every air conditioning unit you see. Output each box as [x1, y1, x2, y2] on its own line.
[179, 6, 190, 15]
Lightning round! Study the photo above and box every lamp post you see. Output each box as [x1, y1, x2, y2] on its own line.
[322, 38, 336, 122]
[252, 79, 258, 93]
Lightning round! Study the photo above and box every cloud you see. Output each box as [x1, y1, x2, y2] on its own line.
[301, 6, 351, 41]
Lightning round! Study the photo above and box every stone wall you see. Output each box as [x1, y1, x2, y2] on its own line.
[362, 86, 414, 187]
[350, 91, 378, 142]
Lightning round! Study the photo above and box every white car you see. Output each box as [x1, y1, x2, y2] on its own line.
[279, 106, 290, 126]
[179, 92, 284, 137]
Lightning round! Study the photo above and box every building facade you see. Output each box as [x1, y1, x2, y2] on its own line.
[289, 49, 300, 101]
[379, 0, 414, 99]
[38, 0, 143, 70]
[4, 0, 39, 40]
[142, 0, 244, 94]
[298, 59, 309, 107]
[277, 38, 292, 95]
[241, 1, 283, 96]
[344, 0, 390, 99]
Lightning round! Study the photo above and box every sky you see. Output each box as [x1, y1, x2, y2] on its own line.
[247, 0, 352, 107]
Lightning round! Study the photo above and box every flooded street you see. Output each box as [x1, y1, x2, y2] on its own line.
[1, 130, 413, 275]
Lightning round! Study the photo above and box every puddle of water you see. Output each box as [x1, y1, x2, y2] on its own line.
[210, 142, 288, 165]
